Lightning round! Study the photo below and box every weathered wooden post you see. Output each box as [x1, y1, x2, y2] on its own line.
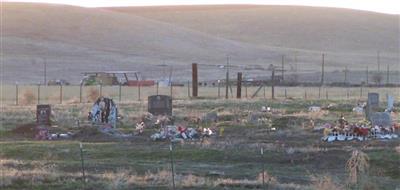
[192, 63, 198, 98]
[237, 72, 242, 99]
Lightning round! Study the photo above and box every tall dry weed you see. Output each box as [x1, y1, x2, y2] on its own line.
[346, 149, 369, 185]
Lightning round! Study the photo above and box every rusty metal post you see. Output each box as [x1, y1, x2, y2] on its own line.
[237, 72, 242, 99]
[192, 63, 198, 97]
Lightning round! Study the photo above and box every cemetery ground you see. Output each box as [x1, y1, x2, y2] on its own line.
[1, 99, 400, 189]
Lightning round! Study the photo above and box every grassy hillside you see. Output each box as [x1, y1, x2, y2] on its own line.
[2, 3, 399, 84]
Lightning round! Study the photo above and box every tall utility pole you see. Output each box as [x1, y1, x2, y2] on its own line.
[225, 56, 230, 99]
[377, 51, 381, 72]
[43, 59, 47, 85]
[321, 53, 325, 85]
[281, 55, 284, 81]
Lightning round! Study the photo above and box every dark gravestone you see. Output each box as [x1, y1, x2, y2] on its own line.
[148, 95, 172, 116]
[369, 112, 392, 127]
[37, 104, 51, 126]
[366, 93, 379, 119]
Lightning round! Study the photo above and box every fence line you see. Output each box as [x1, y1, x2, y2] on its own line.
[1, 84, 399, 105]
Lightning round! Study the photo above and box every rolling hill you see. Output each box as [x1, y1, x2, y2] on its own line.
[2, 3, 399, 83]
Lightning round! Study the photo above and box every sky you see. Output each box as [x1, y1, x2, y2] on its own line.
[3, 0, 400, 14]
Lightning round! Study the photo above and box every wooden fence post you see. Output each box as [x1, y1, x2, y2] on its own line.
[237, 72, 242, 99]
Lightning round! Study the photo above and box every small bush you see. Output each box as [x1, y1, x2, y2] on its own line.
[20, 90, 36, 105]
[86, 88, 99, 102]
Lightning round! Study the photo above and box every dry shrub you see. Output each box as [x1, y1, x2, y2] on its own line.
[346, 149, 369, 185]
[20, 90, 36, 105]
[257, 171, 277, 185]
[86, 88, 99, 102]
[395, 146, 400, 155]
[65, 96, 79, 104]
[310, 175, 343, 190]
[180, 174, 207, 187]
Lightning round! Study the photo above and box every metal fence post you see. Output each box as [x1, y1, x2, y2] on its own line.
[138, 83, 141, 101]
[170, 84, 173, 98]
[284, 88, 287, 99]
[37, 84, 40, 104]
[217, 80, 220, 98]
[15, 82, 19, 106]
[304, 90, 307, 100]
[261, 148, 265, 189]
[59, 84, 63, 104]
[99, 83, 102, 97]
[187, 81, 190, 99]
[326, 90, 328, 100]
[79, 143, 86, 184]
[169, 144, 176, 190]
[156, 82, 159, 95]
[79, 84, 83, 103]
[119, 83, 122, 102]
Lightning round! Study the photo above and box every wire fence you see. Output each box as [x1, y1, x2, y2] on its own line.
[1, 84, 399, 105]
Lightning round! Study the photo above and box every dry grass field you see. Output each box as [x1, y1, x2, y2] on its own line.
[1, 98, 399, 189]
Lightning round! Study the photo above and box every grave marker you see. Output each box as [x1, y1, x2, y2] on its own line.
[37, 104, 51, 126]
[148, 95, 172, 116]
